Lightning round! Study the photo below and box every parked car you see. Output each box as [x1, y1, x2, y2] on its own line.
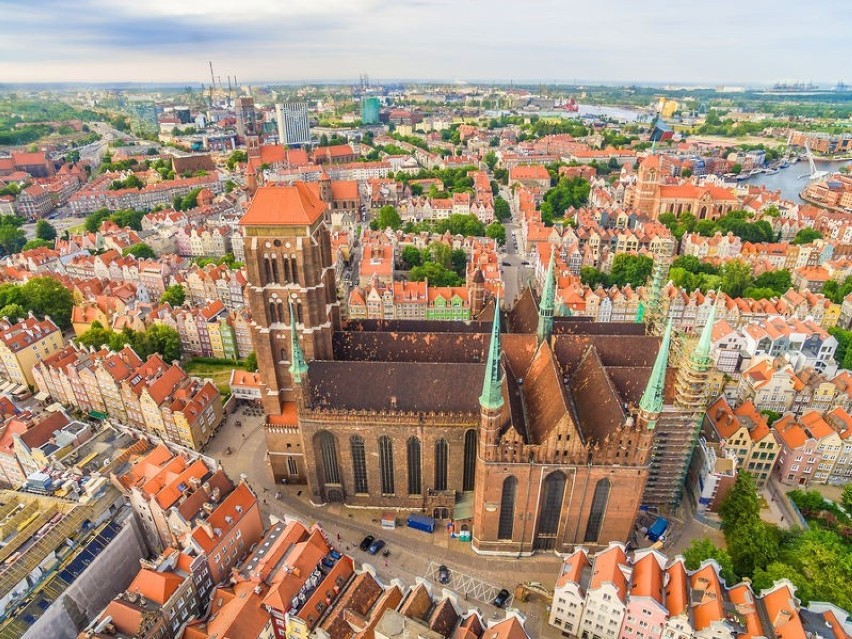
[438, 565, 450, 584]
[367, 539, 386, 555]
[501, 261, 510, 266]
[493, 589, 510, 608]
[359, 535, 374, 552]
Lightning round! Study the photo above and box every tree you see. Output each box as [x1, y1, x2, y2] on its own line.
[485, 222, 506, 246]
[609, 254, 653, 288]
[409, 262, 463, 286]
[450, 248, 468, 278]
[35, 219, 57, 241]
[682, 538, 737, 584]
[146, 324, 182, 362]
[160, 284, 186, 307]
[494, 196, 511, 222]
[793, 228, 823, 245]
[122, 243, 156, 259]
[426, 242, 452, 269]
[0, 303, 26, 321]
[541, 176, 590, 219]
[226, 150, 247, 171]
[752, 269, 792, 296]
[842, 483, 852, 512]
[409, 183, 423, 197]
[681, 167, 693, 178]
[245, 351, 257, 371]
[0, 225, 26, 255]
[727, 516, 780, 578]
[720, 260, 753, 298]
[484, 150, 498, 171]
[580, 266, 609, 288]
[400, 246, 422, 269]
[372, 205, 402, 231]
[20, 276, 74, 329]
[22, 238, 53, 251]
[720, 472, 761, 531]
[731, 163, 743, 174]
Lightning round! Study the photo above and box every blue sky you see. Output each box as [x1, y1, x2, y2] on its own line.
[0, 0, 849, 85]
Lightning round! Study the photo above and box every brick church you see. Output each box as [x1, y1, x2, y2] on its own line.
[240, 185, 709, 555]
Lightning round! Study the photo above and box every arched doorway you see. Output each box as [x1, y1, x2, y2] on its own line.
[498, 476, 517, 540]
[534, 471, 566, 551]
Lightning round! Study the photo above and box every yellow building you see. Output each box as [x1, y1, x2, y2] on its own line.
[0, 316, 64, 387]
[71, 303, 110, 338]
[207, 321, 226, 359]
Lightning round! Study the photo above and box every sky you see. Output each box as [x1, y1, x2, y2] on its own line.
[0, 0, 849, 86]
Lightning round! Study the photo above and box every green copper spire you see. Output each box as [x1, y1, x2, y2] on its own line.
[692, 299, 717, 366]
[479, 298, 504, 411]
[537, 250, 556, 344]
[640, 318, 672, 416]
[288, 301, 308, 383]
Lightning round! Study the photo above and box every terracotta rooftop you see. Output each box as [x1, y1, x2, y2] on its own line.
[239, 183, 327, 226]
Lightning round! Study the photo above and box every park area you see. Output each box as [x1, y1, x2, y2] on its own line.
[184, 357, 249, 396]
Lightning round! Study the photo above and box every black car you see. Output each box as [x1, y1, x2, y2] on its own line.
[493, 589, 510, 608]
[367, 539, 386, 555]
[359, 535, 374, 552]
[438, 565, 450, 584]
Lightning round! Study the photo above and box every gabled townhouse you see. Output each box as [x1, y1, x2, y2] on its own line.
[550, 548, 591, 636]
[773, 411, 845, 486]
[619, 549, 668, 639]
[703, 397, 780, 487]
[577, 543, 631, 639]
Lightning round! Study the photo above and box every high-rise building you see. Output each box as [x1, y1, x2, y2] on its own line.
[361, 96, 380, 125]
[235, 96, 258, 138]
[276, 102, 311, 145]
[241, 187, 699, 555]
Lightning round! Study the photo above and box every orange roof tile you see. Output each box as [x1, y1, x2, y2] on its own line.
[240, 184, 326, 226]
[761, 583, 806, 639]
[128, 567, 185, 605]
[629, 551, 664, 604]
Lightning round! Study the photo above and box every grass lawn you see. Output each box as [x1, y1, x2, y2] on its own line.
[184, 358, 246, 395]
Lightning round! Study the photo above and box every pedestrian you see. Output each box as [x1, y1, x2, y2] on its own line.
[337, 533, 341, 542]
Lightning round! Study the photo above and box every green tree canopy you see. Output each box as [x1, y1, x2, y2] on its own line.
[484, 150, 498, 171]
[20, 277, 74, 329]
[494, 196, 511, 222]
[0, 303, 26, 322]
[541, 176, 590, 223]
[401, 246, 423, 269]
[609, 254, 654, 288]
[35, 219, 57, 241]
[122, 242, 156, 259]
[245, 351, 257, 371]
[0, 225, 26, 256]
[793, 228, 823, 245]
[160, 284, 186, 307]
[486, 221, 506, 246]
[409, 262, 463, 286]
[370, 205, 402, 231]
[720, 260, 753, 298]
[22, 238, 54, 251]
[682, 538, 737, 584]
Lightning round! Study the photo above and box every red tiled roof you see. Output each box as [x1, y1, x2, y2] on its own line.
[239, 184, 326, 226]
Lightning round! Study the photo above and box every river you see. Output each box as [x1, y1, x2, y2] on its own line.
[739, 159, 850, 202]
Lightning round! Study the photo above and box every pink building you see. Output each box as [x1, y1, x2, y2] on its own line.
[619, 550, 668, 639]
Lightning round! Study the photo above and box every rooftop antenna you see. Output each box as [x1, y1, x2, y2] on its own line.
[227, 76, 232, 107]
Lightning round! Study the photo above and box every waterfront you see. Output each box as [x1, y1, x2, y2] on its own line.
[741, 158, 849, 202]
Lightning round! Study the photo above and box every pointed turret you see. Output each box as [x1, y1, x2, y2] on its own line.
[537, 250, 556, 344]
[479, 298, 504, 411]
[288, 301, 308, 383]
[639, 318, 672, 418]
[646, 256, 670, 334]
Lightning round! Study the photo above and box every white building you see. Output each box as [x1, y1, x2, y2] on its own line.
[276, 102, 311, 146]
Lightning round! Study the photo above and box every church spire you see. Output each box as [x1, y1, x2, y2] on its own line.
[646, 255, 670, 334]
[289, 301, 308, 383]
[639, 318, 672, 417]
[537, 249, 556, 344]
[479, 298, 504, 411]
